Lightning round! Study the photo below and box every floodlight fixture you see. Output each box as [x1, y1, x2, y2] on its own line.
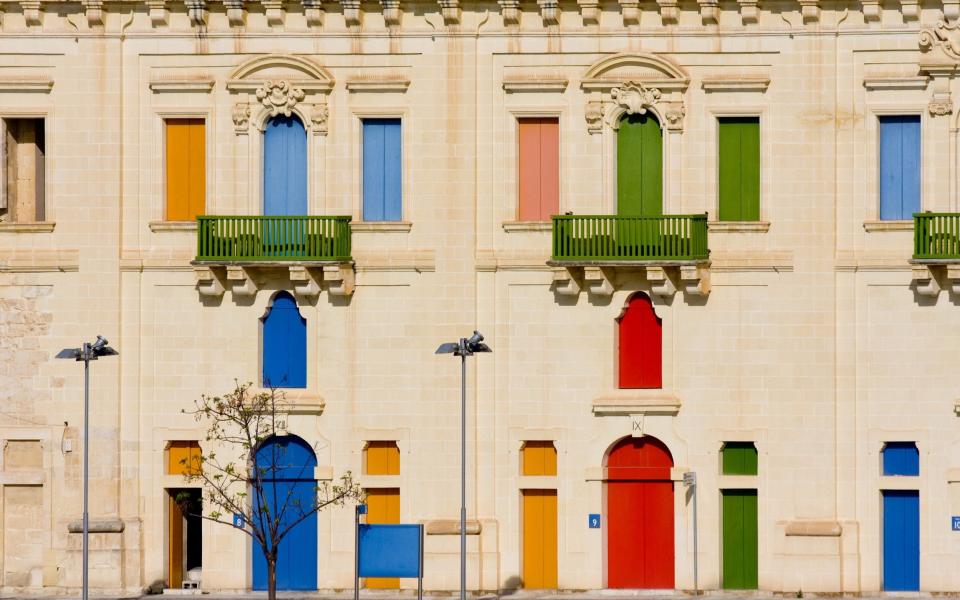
[55, 336, 118, 600]
[435, 330, 491, 600]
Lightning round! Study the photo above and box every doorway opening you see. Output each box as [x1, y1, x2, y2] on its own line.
[167, 488, 202, 589]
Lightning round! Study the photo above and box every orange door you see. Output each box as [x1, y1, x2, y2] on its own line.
[168, 492, 184, 588]
[365, 488, 400, 589]
[606, 436, 674, 589]
[523, 490, 558, 588]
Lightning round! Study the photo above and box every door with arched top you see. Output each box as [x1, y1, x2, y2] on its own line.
[605, 435, 674, 589]
[617, 113, 662, 217]
[263, 114, 308, 216]
[252, 435, 318, 591]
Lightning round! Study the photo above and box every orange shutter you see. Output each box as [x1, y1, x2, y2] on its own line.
[365, 488, 401, 589]
[522, 490, 558, 588]
[166, 119, 205, 221]
[365, 441, 400, 475]
[167, 441, 201, 475]
[518, 118, 559, 221]
[522, 441, 557, 476]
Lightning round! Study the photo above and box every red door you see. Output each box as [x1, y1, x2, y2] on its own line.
[618, 293, 662, 388]
[606, 436, 674, 589]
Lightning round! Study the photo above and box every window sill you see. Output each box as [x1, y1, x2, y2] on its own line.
[591, 390, 681, 416]
[863, 220, 913, 232]
[503, 221, 552, 232]
[0, 221, 56, 233]
[149, 220, 197, 232]
[351, 221, 413, 232]
[708, 221, 770, 233]
[250, 388, 325, 414]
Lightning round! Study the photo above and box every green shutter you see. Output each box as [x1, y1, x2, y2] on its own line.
[722, 490, 758, 589]
[617, 114, 662, 217]
[718, 118, 760, 221]
[722, 442, 758, 475]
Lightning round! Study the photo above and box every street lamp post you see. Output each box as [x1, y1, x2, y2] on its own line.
[436, 331, 491, 600]
[56, 336, 118, 600]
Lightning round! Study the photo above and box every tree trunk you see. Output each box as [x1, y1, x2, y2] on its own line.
[267, 557, 277, 600]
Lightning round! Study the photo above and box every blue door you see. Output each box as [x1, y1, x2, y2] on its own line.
[261, 292, 306, 389]
[263, 115, 308, 216]
[883, 490, 919, 591]
[879, 115, 921, 221]
[252, 435, 318, 591]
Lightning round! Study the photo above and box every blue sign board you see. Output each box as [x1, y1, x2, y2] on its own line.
[589, 514, 601, 529]
[952, 516, 960, 531]
[358, 524, 423, 578]
[232, 513, 245, 528]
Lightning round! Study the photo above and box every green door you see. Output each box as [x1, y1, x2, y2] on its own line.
[617, 114, 663, 217]
[722, 489, 758, 589]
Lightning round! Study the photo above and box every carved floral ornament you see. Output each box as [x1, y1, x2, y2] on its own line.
[584, 80, 686, 134]
[919, 20, 960, 61]
[256, 79, 306, 117]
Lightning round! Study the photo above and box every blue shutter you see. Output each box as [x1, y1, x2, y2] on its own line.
[880, 116, 921, 220]
[261, 292, 306, 388]
[264, 115, 308, 216]
[883, 442, 919, 476]
[363, 119, 402, 221]
[883, 490, 920, 591]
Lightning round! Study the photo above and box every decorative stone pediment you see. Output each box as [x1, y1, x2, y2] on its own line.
[226, 55, 334, 136]
[917, 26, 959, 118]
[919, 21, 960, 62]
[580, 53, 689, 133]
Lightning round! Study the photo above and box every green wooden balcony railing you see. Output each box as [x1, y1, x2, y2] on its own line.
[551, 214, 709, 262]
[196, 216, 352, 262]
[914, 213, 960, 260]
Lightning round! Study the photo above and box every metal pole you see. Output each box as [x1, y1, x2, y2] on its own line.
[82, 344, 90, 600]
[460, 346, 466, 600]
[692, 480, 698, 595]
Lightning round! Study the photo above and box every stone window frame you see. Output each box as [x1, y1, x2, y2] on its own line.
[150, 109, 213, 231]
[503, 107, 566, 231]
[0, 108, 54, 232]
[706, 106, 771, 232]
[863, 103, 928, 230]
[350, 107, 412, 231]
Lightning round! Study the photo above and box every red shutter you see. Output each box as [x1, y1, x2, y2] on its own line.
[518, 118, 559, 221]
[618, 293, 662, 388]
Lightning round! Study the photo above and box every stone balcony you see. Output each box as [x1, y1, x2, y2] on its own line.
[909, 212, 960, 298]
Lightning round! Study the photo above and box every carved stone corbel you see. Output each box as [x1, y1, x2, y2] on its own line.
[310, 103, 329, 136]
[645, 266, 677, 299]
[698, 0, 718, 23]
[551, 267, 582, 297]
[195, 266, 226, 298]
[84, 0, 104, 27]
[341, 0, 361, 26]
[324, 264, 356, 296]
[929, 91, 953, 116]
[262, 0, 284, 25]
[289, 266, 323, 300]
[440, 0, 461, 25]
[900, 0, 918, 19]
[662, 103, 686, 131]
[947, 265, 960, 294]
[303, 0, 324, 26]
[538, 0, 559, 25]
[382, 0, 401, 26]
[585, 100, 604, 135]
[227, 266, 259, 297]
[233, 103, 251, 135]
[20, 0, 41, 26]
[584, 267, 615, 297]
[946, 0, 960, 21]
[657, 0, 678, 23]
[577, 0, 599, 24]
[799, 0, 819, 23]
[146, 0, 168, 26]
[224, 0, 246, 26]
[737, 0, 757, 23]
[680, 264, 711, 296]
[618, 0, 640, 25]
[862, 0, 880, 21]
[186, 0, 208, 26]
[498, 0, 519, 25]
[911, 265, 941, 297]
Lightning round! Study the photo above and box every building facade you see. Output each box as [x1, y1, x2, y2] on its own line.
[2, 0, 960, 593]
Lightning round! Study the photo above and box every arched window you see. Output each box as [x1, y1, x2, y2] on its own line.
[260, 291, 306, 388]
[263, 114, 307, 216]
[617, 292, 662, 389]
[617, 113, 662, 218]
[882, 441, 919, 476]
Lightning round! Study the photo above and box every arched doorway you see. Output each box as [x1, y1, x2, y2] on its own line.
[605, 435, 674, 589]
[263, 114, 307, 216]
[252, 435, 318, 591]
[617, 113, 662, 218]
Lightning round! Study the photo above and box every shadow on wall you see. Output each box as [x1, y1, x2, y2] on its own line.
[500, 576, 523, 595]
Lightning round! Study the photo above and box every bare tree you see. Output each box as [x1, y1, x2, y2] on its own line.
[177, 381, 362, 600]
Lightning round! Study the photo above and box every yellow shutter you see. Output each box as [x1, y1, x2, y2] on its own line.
[166, 119, 205, 221]
[522, 441, 557, 476]
[522, 490, 558, 588]
[365, 488, 401, 589]
[365, 441, 400, 475]
[167, 441, 201, 475]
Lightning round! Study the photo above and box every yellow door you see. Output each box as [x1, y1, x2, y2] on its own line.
[522, 490, 558, 589]
[364, 488, 401, 589]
